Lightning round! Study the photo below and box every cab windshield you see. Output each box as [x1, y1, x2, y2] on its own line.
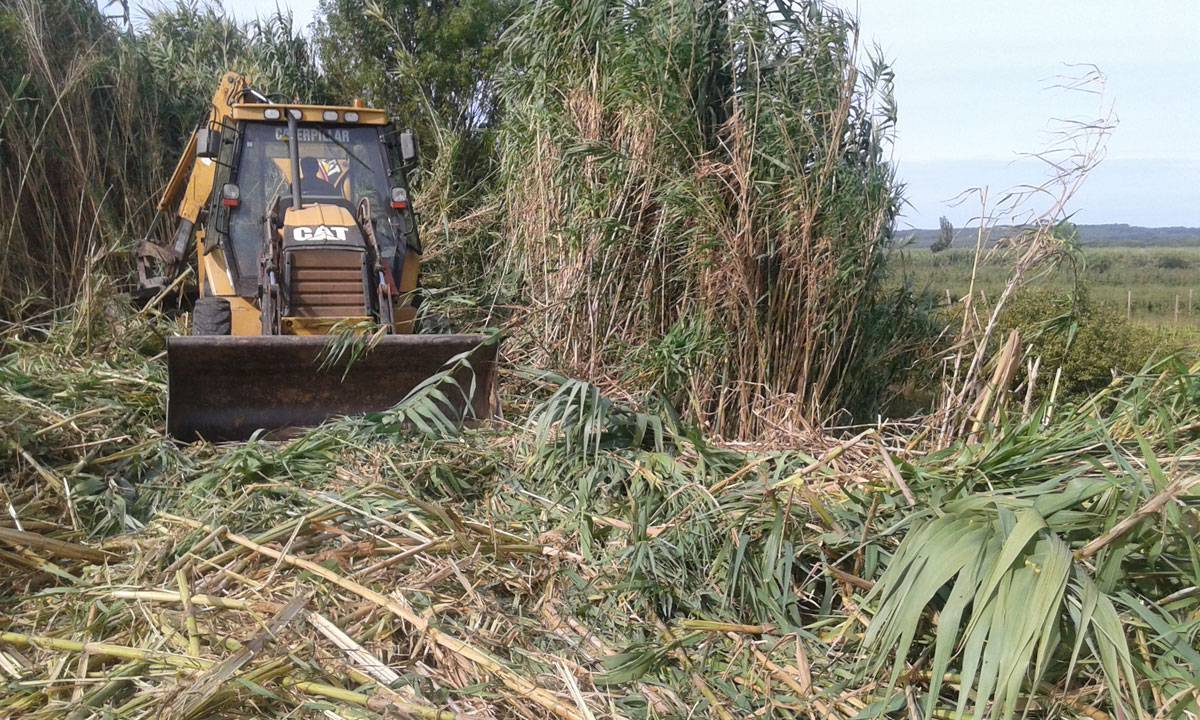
[228, 122, 395, 284]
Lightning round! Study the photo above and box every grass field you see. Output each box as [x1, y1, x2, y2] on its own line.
[896, 245, 1200, 329]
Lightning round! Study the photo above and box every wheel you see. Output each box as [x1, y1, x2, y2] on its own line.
[192, 296, 231, 335]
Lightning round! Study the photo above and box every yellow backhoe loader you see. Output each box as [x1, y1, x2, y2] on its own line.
[137, 72, 497, 441]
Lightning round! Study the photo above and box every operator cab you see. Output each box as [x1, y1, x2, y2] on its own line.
[212, 107, 418, 301]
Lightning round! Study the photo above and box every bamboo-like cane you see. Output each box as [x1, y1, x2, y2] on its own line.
[0, 630, 457, 720]
[307, 610, 401, 686]
[0, 526, 109, 563]
[102, 588, 279, 612]
[162, 513, 586, 720]
[175, 568, 201, 657]
[1078, 476, 1200, 559]
[165, 524, 227, 574]
[163, 593, 309, 720]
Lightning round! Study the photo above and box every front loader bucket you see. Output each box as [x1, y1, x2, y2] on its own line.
[166, 335, 498, 442]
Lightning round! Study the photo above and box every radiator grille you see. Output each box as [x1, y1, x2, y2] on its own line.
[287, 249, 366, 318]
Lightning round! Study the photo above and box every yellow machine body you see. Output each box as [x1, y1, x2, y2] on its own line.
[138, 72, 496, 441]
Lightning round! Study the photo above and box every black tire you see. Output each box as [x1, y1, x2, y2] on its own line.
[192, 297, 231, 336]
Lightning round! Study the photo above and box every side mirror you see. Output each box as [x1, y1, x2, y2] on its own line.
[195, 128, 221, 159]
[399, 129, 418, 166]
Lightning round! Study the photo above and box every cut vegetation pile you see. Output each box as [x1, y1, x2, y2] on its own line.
[2, 305, 1198, 719]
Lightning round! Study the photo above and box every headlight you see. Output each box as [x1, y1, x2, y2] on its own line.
[263, 108, 281, 120]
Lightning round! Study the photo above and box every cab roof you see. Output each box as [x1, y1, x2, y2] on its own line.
[231, 103, 388, 126]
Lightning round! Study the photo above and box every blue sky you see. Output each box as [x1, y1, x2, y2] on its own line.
[134, 0, 1200, 229]
[847, 1, 1200, 229]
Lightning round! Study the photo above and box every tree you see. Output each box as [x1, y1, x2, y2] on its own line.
[931, 215, 953, 252]
[315, 0, 513, 134]
[314, 0, 515, 202]
[140, 2, 328, 144]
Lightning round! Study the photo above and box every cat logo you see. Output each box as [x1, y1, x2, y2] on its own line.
[292, 225, 349, 242]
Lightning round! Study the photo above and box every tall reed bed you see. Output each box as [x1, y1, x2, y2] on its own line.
[0, 0, 157, 322]
[0, 0, 324, 324]
[494, 0, 928, 438]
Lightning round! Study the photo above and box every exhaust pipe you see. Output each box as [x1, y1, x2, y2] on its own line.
[287, 109, 303, 208]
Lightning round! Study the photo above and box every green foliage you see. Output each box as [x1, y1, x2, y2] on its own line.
[317, 319, 388, 378]
[526, 369, 666, 457]
[863, 494, 1139, 719]
[139, 1, 328, 133]
[314, 0, 514, 202]
[898, 245, 1200, 330]
[316, 0, 512, 133]
[631, 315, 724, 413]
[366, 332, 500, 437]
[0, 0, 326, 320]
[931, 215, 953, 252]
[0, 0, 155, 316]
[495, 0, 927, 437]
[1155, 252, 1192, 270]
[996, 289, 1157, 402]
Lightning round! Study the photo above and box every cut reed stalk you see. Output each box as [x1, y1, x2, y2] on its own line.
[165, 514, 586, 720]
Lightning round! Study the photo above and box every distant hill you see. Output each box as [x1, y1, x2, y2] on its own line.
[900, 224, 1200, 249]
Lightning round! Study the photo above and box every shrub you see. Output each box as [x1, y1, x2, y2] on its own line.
[931, 215, 953, 252]
[996, 289, 1156, 402]
[1155, 252, 1190, 270]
